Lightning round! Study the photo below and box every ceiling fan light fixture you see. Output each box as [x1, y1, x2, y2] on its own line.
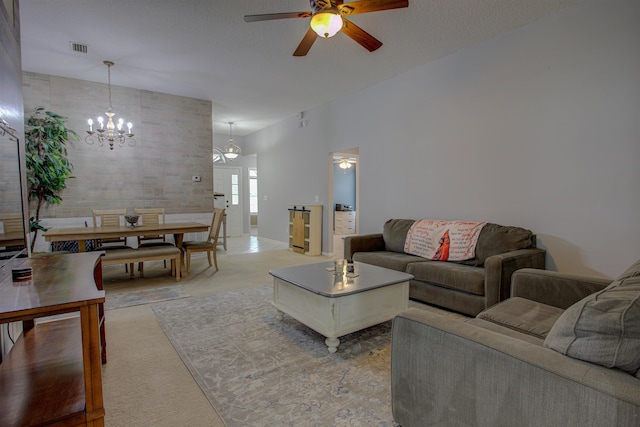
[244, 1, 408, 56]
[310, 9, 343, 38]
[339, 159, 353, 169]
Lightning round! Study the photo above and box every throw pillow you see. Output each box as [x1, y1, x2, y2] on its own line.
[543, 272, 640, 373]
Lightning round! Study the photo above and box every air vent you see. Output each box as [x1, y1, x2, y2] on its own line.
[69, 41, 88, 54]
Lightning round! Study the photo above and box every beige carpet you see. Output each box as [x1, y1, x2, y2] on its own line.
[102, 301, 221, 426]
[104, 285, 190, 310]
[102, 247, 330, 426]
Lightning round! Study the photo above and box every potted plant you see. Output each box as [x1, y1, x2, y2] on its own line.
[24, 106, 78, 251]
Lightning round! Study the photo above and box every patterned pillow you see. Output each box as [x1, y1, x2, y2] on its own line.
[544, 266, 640, 373]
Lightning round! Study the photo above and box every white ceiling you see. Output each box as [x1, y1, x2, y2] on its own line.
[19, 0, 583, 136]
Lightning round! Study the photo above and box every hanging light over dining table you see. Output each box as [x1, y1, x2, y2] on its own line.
[223, 121, 241, 160]
[85, 61, 135, 150]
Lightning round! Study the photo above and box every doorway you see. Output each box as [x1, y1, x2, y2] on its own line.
[328, 148, 359, 257]
[213, 166, 243, 237]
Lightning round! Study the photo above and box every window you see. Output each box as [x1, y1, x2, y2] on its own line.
[249, 168, 258, 214]
[231, 173, 239, 206]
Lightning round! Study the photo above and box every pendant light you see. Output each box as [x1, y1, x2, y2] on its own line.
[223, 121, 241, 160]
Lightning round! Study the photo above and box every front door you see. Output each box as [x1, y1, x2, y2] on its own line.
[214, 166, 243, 237]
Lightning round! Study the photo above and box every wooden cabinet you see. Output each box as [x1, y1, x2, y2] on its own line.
[288, 204, 322, 256]
[0, 252, 106, 426]
[334, 211, 356, 235]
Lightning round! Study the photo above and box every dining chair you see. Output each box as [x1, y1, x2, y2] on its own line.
[182, 208, 225, 273]
[0, 213, 25, 250]
[134, 207, 174, 275]
[91, 208, 132, 272]
[133, 208, 172, 247]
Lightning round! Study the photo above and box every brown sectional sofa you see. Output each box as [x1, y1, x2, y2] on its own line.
[344, 219, 546, 316]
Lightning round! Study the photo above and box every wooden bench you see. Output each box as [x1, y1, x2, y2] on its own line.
[100, 246, 182, 281]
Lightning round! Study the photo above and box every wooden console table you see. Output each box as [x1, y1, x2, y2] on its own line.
[0, 252, 106, 426]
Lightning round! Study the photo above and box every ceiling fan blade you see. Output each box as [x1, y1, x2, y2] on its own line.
[244, 11, 312, 23]
[338, 0, 408, 16]
[341, 18, 383, 52]
[293, 28, 319, 57]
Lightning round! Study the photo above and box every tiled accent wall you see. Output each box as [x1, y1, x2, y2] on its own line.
[22, 72, 214, 219]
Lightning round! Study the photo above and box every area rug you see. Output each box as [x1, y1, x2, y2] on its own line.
[105, 285, 189, 310]
[151, 285, 463, 426]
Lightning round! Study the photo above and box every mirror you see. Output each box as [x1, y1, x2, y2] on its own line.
[0, 120, 26, 271]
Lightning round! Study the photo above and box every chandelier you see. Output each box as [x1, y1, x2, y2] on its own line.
[222, 121, 241, 160]
[85, 61, 135, 150]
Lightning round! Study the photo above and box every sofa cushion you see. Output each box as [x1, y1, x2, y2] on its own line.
[544, 266, 640, 373]
[466, 317, 545, 346]
[477, 297, 564, 340]
[459, 223, 533, 267]
[406, 261, 485, 295]
[382, 219, 415, 253]
[353, 251, 424, 272]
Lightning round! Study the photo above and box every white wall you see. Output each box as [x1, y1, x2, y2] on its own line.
[246, 0, 640, 279]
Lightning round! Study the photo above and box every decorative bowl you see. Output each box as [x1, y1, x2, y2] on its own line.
[125, 215, 139, 227]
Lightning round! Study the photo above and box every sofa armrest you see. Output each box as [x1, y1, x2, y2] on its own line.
[343, 233, 385, 260]
[511, 268, 611, 309]
[484, 248, 546, 308]
[391, 308, 640, 427]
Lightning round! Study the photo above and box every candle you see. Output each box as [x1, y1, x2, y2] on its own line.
[88, 118, 93, 132]
[127, 122, 133, 133]
[98, 117, 104, 129]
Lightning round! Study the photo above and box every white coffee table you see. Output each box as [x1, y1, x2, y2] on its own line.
[269, 261, 413, 353]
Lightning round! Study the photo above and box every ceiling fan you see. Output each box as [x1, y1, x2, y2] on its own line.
[334, 157, 357, 169]
[244, 0, 409, 57]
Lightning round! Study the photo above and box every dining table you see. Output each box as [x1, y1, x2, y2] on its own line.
[43, 222, 209, 251]
[42, 222, 209, 275]
[43, 222, 210, 274]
